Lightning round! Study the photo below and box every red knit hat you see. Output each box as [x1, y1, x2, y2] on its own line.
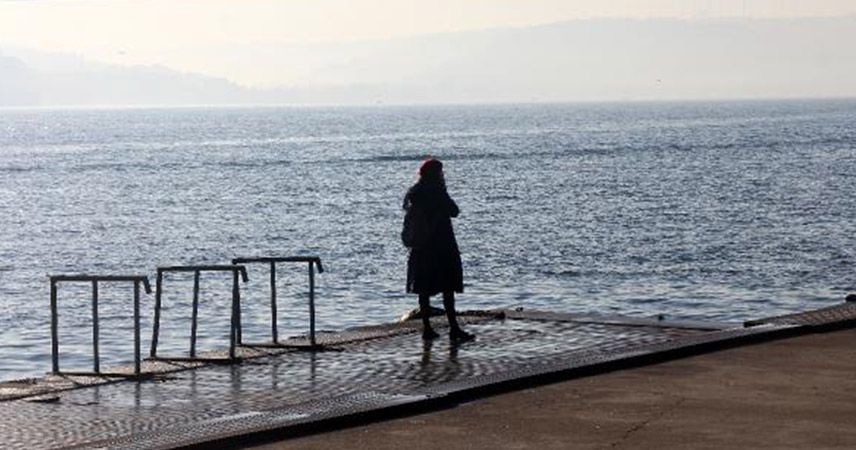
[419, 157, 443, 179]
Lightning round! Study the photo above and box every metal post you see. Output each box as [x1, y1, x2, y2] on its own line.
[236, 271, 242, 346]
[92, 280, 100, 373]
[309, 261, 316, 347]
[270, 261, 278, 344]
[190, 270, 200, 358]
[50, 280, 59, 374]
[150, 270, 163, 358]
[133, 280, 141, 375]
[229, 269, 238, 359]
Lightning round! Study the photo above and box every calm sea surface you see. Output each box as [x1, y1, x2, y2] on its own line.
[1, 101, 854, 381]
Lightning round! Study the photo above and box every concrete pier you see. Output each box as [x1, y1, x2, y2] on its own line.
[1, 303, 854, 449]
[257, 327, 856, 450]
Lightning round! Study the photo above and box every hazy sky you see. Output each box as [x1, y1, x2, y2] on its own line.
[2, 0, 856, 87]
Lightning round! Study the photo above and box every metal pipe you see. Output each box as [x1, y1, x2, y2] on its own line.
[92, 280, 100, 373]
[229, 269, 238, 359]
[50, 275, 150, 283]
[50, 280, 59, 374]
[150, 270, 163, 358]
[233, 256, 319, 265]
[270, 261, 278, 344]
[309, 261, 316, 347]
[152, 265, 246, 360]
[48, 274, 150, 375]
[158, 265, 250, 275]
[230, 257, 323, 346]
[236, 268, 242, 345]
[133, 280, 141, 375]
[190, 270, 200, 358]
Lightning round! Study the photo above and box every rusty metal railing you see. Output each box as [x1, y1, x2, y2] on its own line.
[49, 275, 152, 376]
[149, 265, 248, 360]
[231, 256, 324, 347]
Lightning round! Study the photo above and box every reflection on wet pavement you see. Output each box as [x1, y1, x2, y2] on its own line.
[0, 313, 705, 449]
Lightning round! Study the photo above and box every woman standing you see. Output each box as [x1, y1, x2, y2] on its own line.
[404, 158, 474, 342]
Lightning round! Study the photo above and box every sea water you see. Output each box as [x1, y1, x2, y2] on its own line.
[1, 100, 854, 380]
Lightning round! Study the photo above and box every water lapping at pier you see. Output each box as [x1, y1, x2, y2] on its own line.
[0, 100, 854, 380]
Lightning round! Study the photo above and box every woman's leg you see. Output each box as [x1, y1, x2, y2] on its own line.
[443, 291, 474, 341]
[420, 293, 438, 339]
[442, 291, 462, 333]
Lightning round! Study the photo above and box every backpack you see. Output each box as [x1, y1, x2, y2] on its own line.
[401, 204, 433, 248]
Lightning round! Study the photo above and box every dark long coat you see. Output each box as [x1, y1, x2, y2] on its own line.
[404, 181, 464, 295]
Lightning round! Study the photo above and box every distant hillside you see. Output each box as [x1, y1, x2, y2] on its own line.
[0, 49, 255, 106]
[0, 54, 38, 106]
[2, 17, 856, 107]
[289, 16, 856, 103]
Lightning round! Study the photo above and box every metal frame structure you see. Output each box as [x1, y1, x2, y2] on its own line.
[231, 256, 324, 347]
[49, 275, 151, 376]
[149, 265, 248, 360]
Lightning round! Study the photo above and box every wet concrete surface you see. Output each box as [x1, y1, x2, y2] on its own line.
[0, 311, 706, 449]
[2, 303, 855, 449]
[252, 327, 856, 450]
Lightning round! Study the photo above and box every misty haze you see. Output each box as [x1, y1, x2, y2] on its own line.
[2, 17, 855, 107]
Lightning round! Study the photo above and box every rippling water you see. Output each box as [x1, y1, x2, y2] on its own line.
[1, 100, 854, 380]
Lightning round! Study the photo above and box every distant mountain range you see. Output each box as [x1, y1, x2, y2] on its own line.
[0, 49, 255, 106]
[2, 17, 855, 107]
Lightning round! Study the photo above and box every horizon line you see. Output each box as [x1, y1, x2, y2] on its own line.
[2, 96, 855, 112]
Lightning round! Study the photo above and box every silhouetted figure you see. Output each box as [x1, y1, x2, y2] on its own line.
[403, 158, 474, 342]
